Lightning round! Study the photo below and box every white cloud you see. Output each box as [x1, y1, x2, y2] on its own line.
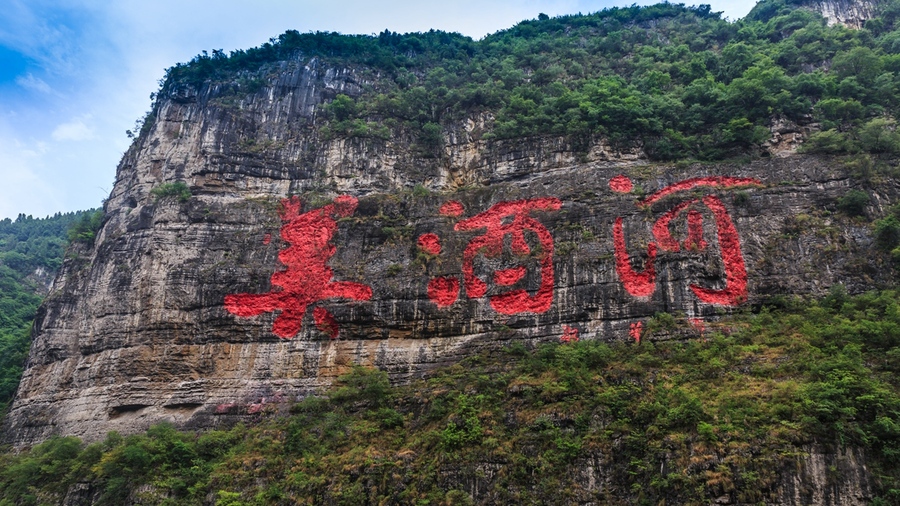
[15, 73, 53, 94]
[51, 116, 95, 141]
[0, 136, 64, 219]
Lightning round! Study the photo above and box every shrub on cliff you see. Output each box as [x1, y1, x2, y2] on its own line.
[66, 209, 103, 245]
[150, 182, 192, 203]
[875, 204, 900, 254]
[837, 189, 870, 216]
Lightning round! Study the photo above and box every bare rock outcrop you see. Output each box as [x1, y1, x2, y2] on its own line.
[796, 0, 881, 28]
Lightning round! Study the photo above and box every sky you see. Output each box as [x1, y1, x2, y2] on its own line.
[0, 0, 756, 220]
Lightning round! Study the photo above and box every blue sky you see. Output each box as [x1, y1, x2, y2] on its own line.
[0, 0, 755, 220]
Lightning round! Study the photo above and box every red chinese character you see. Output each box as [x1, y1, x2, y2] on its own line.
[630, 321, 643, 343]
[423, 198, 562, 315]
[611, 176, 760, 306]
[225, 195, 372, 339]
[560, 325, 579, 343]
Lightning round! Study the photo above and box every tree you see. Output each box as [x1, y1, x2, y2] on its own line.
[857, 117, 900, 152]
[832, 47, 883, 85]
[326, 94, 357, 121]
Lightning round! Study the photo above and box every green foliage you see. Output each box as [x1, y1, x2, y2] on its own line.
[325, 94, 357, 121]
[0, 210, 97, 412]
[833, 47, 883, 85]
[150, 181, 192, 203]
[321, 94, 391, 139]
[0, 436, 85, 503]
[4, 290, 900, 502]
[814, 99, 866, 129]
[328, 366, 393, 407]
[801, 129, 858, 154]
[804, 118, 900, 155]
[419, 122, 443, 150]
[156, 2, 900, 159]
[6, 2, 900, 503]
[837, 189, 870, 216]
[875, 205, 900, 252]
[67, 209, 104, 245]
[125, 110, 156, 139]
[439, 394, 484, 450]
[858, 118, 900, 153]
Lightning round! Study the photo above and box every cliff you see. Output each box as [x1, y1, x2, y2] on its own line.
[749, 0, 886, 27]
[3, 53, 896, 447]
[798, 0, 881, 28]
[3, 3, 900, 503]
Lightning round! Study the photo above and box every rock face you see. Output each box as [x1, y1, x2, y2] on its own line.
[2, 54, 897, 452]
[435, 445, 875, 505]
[776, 446, 875, 506]
[797, 0, 881, 28]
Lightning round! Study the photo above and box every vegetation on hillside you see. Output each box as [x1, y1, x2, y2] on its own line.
[161, 1, 900, 160]
[0, 211, 99, 412]
[1, 289, 898, 504]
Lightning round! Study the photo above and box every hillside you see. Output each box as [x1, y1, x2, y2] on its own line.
[0, 211, 100, 412]
[2, 1, 900, 504]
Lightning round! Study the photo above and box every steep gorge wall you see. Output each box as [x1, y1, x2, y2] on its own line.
[2, 55, 897, 454]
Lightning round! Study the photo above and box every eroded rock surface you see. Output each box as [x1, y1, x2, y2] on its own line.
[796, 0, 882, 28]
[3, 56, 896, 450]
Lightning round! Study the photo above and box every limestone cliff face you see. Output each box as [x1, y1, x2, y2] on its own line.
[798, 0, 881, 28]
[2, 53, 896, 459]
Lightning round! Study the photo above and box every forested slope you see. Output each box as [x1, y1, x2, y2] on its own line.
[160, 0, 900, 160]
[0, 211, 99, 411]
